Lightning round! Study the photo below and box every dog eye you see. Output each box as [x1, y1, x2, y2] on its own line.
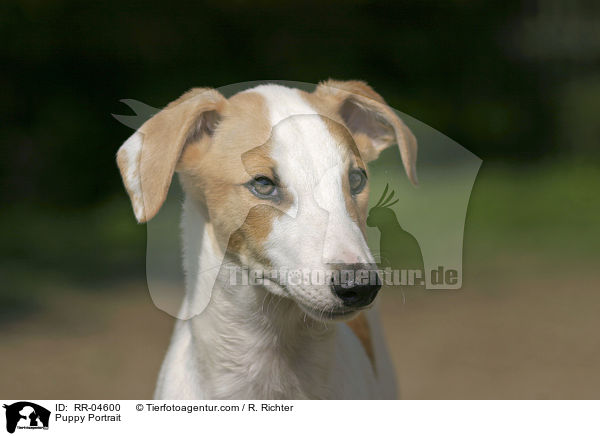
[247, 176, 278, 199]
[349, 169, 367, 195]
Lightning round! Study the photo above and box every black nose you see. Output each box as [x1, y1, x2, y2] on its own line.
[330, 265, 381, 307]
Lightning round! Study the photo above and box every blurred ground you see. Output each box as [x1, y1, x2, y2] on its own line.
[1, 260, 599, 399]
[1, 164, 599, 399]
[0, 281, 171, 399]
[382, 263, 600, 399]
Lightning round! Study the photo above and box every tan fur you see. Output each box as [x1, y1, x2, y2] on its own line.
[177, 91, 291, 264]
[302, 87, 383, 162]
[315, 116, 371, 237]
[343, 171, 370, 238]
[346, 313, 376, 371]
[311, 80, 418, 184]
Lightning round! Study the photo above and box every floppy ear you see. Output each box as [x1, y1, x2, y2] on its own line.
[116, 88, 226, 222]
[314, 80, 418, 184]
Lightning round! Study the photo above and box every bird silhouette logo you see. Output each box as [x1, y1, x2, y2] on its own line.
[367, 184, 424, 275]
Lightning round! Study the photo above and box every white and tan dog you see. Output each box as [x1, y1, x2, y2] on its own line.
[117, 80, 417, 399]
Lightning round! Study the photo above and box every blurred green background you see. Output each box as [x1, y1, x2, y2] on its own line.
[1, 0, 599, 398]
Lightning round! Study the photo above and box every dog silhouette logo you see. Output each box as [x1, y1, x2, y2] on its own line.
[3, 402, 50, 434]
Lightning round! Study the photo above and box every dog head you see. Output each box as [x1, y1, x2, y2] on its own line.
[117, 80, 417, 320]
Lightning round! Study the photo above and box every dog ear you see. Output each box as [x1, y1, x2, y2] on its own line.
[314, 80, 417, 184]
[116, 88, 226, 222]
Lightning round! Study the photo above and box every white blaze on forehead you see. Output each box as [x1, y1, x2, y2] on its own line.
[249, 86, 344, 183]
[248, 85, 318, 125]
[249, 84, 373, 266]
[250, 85, 344, 213]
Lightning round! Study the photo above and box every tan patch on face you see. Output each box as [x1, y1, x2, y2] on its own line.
[227, 204, 282, 266]
[241, 142, 277, 182]
[315, 114, 371, 237]
[346, 312, 376, 372]
[178, 91, 291, 264]
[343, 173, 370, 238]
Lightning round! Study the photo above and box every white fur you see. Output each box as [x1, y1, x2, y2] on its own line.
[153, 85, 397, 399]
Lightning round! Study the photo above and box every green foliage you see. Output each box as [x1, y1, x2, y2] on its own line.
[2, 0, 599, 208]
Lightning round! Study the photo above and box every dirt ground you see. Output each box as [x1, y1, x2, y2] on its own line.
[1, 264, 599, 399]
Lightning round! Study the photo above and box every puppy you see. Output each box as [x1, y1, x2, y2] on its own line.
[117, 80, 417, 399]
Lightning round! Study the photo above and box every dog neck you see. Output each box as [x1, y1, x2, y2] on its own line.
[179, 196, 339, 399]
